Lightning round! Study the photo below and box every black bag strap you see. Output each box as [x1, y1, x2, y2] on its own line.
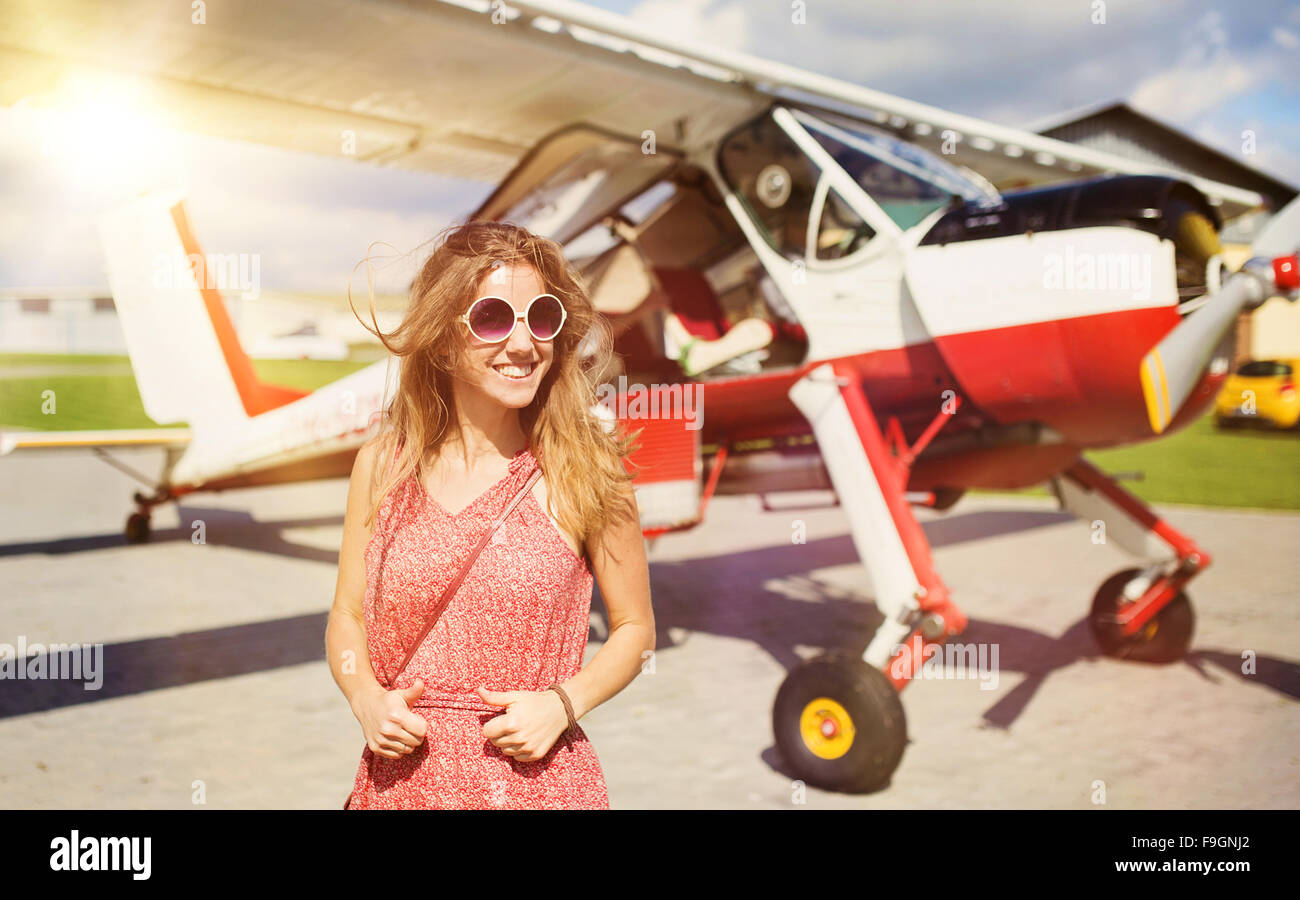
[391, 466, 543, 681]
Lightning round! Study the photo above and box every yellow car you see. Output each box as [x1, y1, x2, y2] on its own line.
[1214, 358, 1300, 428]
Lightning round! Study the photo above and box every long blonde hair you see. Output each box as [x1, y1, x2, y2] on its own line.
[351, 220, 639, 550]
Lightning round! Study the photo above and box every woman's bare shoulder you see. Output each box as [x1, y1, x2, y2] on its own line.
[350, 435, 390, 509]
[529, 475, 584, 560]
[355, 434, 382, 469]
[350, 436, 380, 485]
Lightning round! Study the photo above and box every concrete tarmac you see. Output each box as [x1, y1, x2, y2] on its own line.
[0, 447, 1296, 808]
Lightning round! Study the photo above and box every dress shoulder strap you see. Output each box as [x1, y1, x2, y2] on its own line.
[388, 433, 406, 478]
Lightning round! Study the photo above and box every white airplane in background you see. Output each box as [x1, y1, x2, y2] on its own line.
[2, 0, 1297, 793]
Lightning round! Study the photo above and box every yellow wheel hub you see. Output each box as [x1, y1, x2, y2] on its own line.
[799, 697, 855, 759]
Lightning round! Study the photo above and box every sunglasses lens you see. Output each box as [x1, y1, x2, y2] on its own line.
[468, 297, 514, 341]
[528, 295, 564, 339]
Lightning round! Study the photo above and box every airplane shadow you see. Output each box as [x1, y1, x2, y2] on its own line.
[754, 609, 1299, 788]
[0, 612, 328, 719]
[0, 499, 1073, 563]
[957, 619, 1298, 726]
[612, 536, 1300, 718]
[592, 505, 1078, 675]
[0, 505, 343, 564]
[2, 504, 1295, 734]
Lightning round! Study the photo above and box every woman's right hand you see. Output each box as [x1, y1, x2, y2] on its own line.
[350, 679, 429, 758]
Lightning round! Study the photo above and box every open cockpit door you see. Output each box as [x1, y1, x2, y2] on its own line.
[471, 124, 683, 245]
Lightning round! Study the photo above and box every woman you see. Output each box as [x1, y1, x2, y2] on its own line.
[326, 221, 654, 809]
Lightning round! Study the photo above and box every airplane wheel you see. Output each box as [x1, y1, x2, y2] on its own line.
[125, 512, 151, 544]
[932, 488, 965, 511]
[772, 650, 907, 793]
[1088, 568, 1195, 663]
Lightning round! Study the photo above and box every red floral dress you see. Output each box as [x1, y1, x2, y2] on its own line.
[344, 445, 610, 809]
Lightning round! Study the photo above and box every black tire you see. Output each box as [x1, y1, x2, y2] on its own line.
[125, 512, 151, 545]
[932, 488, 966, 512]
[1088, 567, 1195, 663]
[772, 649, 907, 793]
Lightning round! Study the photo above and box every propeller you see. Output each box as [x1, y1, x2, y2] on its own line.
[1139, 196, 1300, 434]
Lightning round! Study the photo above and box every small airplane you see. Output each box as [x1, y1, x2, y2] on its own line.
[3, 0, 1298, 793]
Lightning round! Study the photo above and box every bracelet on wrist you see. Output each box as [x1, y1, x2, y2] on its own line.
[546, 683, 579, 736]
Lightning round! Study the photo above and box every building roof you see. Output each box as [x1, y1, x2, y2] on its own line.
[1026, 101, 1297, 211]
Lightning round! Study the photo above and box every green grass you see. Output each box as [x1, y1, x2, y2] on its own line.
[3, 353, 1297, 510]
[0, 373, 175, 431]
[0, 353, 136, 367]
[246, 358, 374, 392]
[1090, 416, 1297, 509]
[0, 353, 372, 430]
[973, 414, 1299, 510]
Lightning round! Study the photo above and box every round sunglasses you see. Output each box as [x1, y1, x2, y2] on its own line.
[457, 293, 567, 343]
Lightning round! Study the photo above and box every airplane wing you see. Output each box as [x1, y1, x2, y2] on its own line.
[0, 428, 192, 455]
[0, 0, 1264, 215]
[0, 0, 764, 184]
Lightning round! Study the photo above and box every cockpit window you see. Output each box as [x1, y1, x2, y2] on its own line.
[816, 184, 876, 260]
[718, 113, 821, 261]
[792, 109, 1001, 231]
[472, 125, 677, 245]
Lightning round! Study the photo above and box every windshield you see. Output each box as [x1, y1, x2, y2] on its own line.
[1236, 360, 1293, 377]
[791, 108, 1001, 230]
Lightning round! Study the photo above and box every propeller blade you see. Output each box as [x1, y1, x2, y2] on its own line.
[1139, 274, 1263, 433]
[1139, 193, 1300, 435]
[1252, 194, 1300, 258]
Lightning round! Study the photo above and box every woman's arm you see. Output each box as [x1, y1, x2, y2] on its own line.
[479, 479, 654, 761]
[326, 437, 428, 758]
[562, 481, 656, 721]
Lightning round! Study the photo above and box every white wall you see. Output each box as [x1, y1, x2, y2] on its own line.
[1252, 296, 1300, 360]
[0, 291, 404, 357]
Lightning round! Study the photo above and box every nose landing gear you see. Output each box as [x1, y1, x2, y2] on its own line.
[1088, 566, 1196, 663]
[1058, 458, 1209, 664]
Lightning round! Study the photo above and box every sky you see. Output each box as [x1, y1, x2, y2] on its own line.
[1, 0, 1297, 291]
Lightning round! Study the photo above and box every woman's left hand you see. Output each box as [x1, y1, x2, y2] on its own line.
[478, 687, 570, 761]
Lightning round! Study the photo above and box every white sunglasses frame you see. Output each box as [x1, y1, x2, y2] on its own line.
[457, 293, 568, 343]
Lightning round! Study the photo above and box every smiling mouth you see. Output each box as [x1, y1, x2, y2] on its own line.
[493, 362, 536, 381]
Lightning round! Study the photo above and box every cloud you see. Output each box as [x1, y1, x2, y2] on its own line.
[1130, 10, 1259, 120]
[1130, 58, 1257, 121]
[625, 0, 1300, 185]
[625, 0, 750, 50]
[1272, 26, 1300, 49]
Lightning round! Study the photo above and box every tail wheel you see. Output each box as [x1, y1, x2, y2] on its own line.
[125, 512, 151, 544]
[1088, 567, 1195, 663]
[772, 650, 907, 793]
[931, 487, 966, 512]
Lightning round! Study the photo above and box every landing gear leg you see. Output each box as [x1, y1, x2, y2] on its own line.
[90, 444, 185, 545]
[1054, 457, 1208, 663]
[774, 362, 967, 792]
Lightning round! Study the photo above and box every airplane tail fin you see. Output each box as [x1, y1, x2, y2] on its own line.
[97, 193, 307, 438]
